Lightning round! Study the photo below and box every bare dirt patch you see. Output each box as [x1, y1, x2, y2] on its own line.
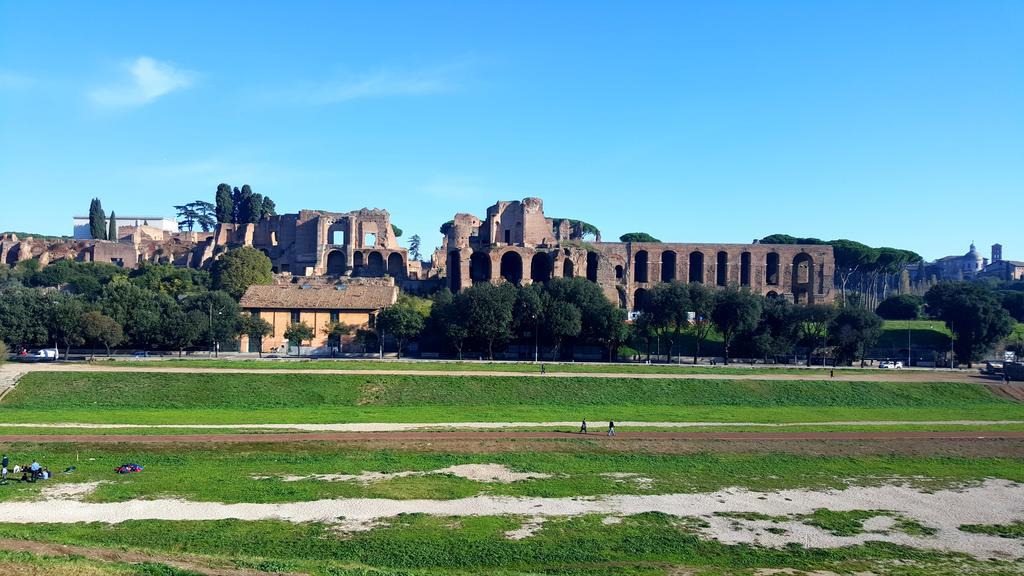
[0, 538, 303, 576]
[0, 480, 1021, 559]
[254, 463, 550, 484]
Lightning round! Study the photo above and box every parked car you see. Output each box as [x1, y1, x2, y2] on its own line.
[879, 360, 904, 369]
[132, 351, 151, 358]
[11, 349, 58, 363]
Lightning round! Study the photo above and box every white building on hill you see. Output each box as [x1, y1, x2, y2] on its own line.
[72, 215, 178, 239]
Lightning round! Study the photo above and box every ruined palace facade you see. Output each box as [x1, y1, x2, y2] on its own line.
[207, 208, 412, 279]
[3, 207, 416, 281]
[438, 198, 835, 309]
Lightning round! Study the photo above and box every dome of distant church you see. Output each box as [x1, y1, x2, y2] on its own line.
[965, 243, 983, 262]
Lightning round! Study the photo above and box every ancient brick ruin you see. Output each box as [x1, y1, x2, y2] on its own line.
[4, 198, 833, 308]
[437, 198, 835, 308]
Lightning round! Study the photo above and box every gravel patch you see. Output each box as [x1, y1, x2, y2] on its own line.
[38, 481, 104, 500]
[254, 464, 551, 484]
[504, 516, 545, 539]
[1, 479, 1021, 559]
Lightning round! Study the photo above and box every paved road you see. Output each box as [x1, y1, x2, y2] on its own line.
[3, 362, 996, 383]
[1, 430, 1022, 444]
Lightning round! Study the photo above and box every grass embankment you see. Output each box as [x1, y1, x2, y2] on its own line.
[1, 443, 1020, 504]
[0, 516, 1016, 576]
[4, 372, 1022, 425]
[103, 357, 883, 375]
[877, 320, 952, 350]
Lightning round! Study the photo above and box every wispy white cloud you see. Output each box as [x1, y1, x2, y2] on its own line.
[290, 65, 461, 105]
[89, 57, 195, 107]
[0, 70, 33, 90]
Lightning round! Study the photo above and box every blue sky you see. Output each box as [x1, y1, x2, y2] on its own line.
[1, 1, 1021, 261]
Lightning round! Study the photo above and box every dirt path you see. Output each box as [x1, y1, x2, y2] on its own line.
[2, 419, 1022, 432]
[8, 362, 995, 383]
[0, 538, 305, 576]
[0, 480, 1021, 559]
[2, 430, 1023, 444]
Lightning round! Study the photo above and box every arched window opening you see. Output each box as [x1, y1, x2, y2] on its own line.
[740, 252, 751, 286]
[766, 253, 780, 285]
[661, 251, 677, 282]
[562, 259, 574, 278]
[326, 250, 346, 275]
[689, 251, 704, 283]
[500, 252, 523, 285]
[634, 250, 649, 283]
[469, 252, 491, 283]
[530, 253, 551, 283]
[586, 252, 599, 282]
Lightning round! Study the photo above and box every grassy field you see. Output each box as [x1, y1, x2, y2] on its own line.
[1, 442, 1021, 504]
[3, 372, 1022, 425]
[0, 516, 1017, 576]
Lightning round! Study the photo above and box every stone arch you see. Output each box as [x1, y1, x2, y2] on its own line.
[661, 250, 677, 282]
[634, 250, 649, 283]
[586, 252, 599, 282]
[353, 251, 364, 268]
[616, 286, 628, 309]
[469, 252, 491, 283]
[530, 253, 551, 283]
[792, 253, 815, 304]
[615, 265, 624, 280]
[689, 251, 704, 283]
[387, 252, 405, 278]
[765, 252, 780, 285]
[633, 288, 650, 311]
[562, 259, 574, 278]
[500, 251, 523, 285]
[448, 250, 462, 292]
[367, 251, 385, 276]
[716, 251, 729, 286]
[740, 252, 752, 286]
[326, 250, 346, 275]
[766, 290, 779, 299]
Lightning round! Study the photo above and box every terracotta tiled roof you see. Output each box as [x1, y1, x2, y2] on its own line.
[240, 283, 398, 310]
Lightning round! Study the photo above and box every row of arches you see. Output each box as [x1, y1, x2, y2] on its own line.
[325, 250, 404, 277]
[451, 250, 577, 291]
[631, 250, 813, 290]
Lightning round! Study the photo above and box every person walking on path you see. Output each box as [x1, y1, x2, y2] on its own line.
[579, 419, 587, 434]
[540, 364, 546, 375]
[608, 420, 615, 437]
[1, 455, 8, 470]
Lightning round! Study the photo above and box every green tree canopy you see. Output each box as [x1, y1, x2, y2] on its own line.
[284, 322, 314, 354]
[377, 300, 426, 358]
[876, 294, 924, 320]
[211, 246, 274, 300]
[619, 232, 661, 243]
[408, 234, 422, 261]
[711, 286, 763, 364]
[925, 281, 1015, 366]
[81, 310, 124, 357]
[215, 183, 234, 223]
[829, 306, 883, 366]
[88, 198, 107, 240]
[107, 212, 118, 242]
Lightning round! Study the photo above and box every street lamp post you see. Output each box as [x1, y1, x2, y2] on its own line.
[907, 322, 912, 368]
[532, 314, 539, 363]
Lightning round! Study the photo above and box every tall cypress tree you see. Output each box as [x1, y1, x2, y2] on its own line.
[215, 183, 234, 223]
[107, 211, 117, 241]
[88, 198, 107, 240]
[261, 196, 277, 219]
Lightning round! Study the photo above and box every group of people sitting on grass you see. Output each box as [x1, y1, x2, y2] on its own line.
[0, 454, 51, 484]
